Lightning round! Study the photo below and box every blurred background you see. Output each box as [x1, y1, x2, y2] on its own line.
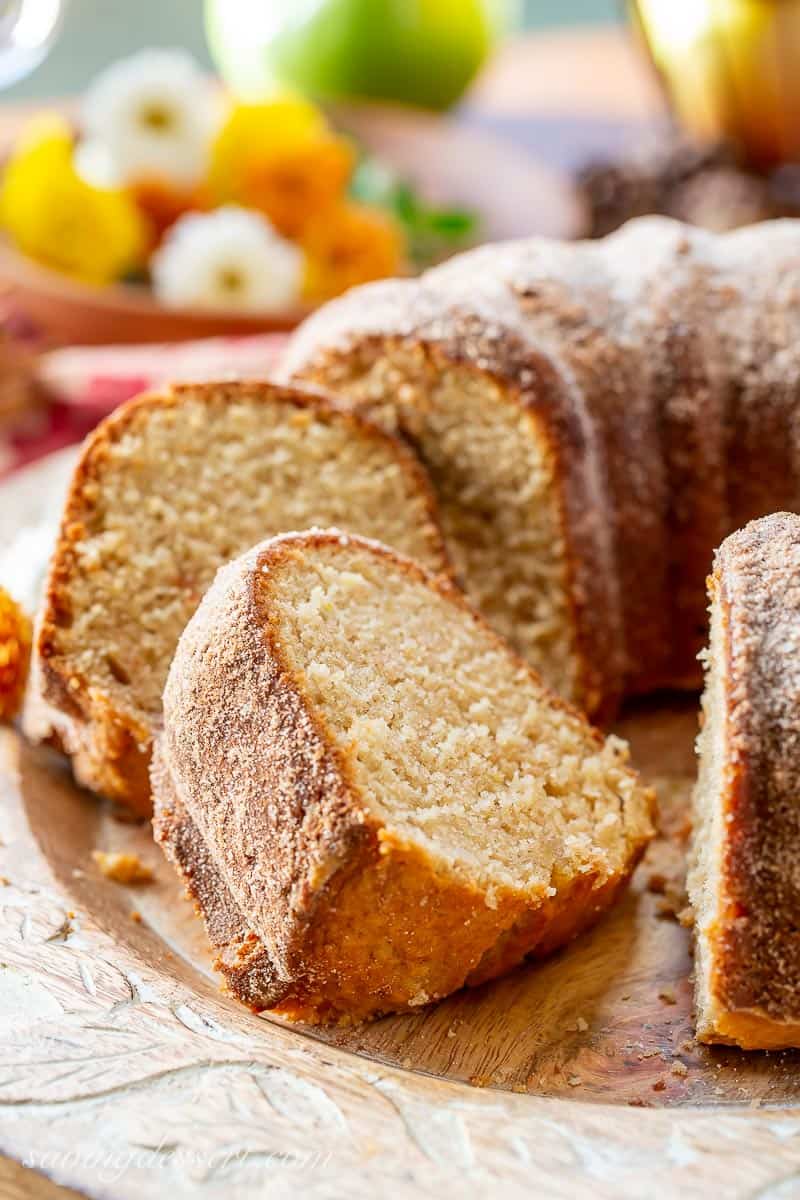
[4, 1, 620, 98]
[3, 0, 800, 473]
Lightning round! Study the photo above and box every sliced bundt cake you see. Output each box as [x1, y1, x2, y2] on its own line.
[34, 381, 451, 816]
[281, 216, 800, 715]
[689, 513, 800, 1049]
[152, 530, 654, 1023]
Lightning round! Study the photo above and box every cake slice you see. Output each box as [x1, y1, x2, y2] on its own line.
[280, 274, 626, 721]
[152, 529, 654, 1023]
[689, 513, 800, 1049]
[34, 381, 451, 816]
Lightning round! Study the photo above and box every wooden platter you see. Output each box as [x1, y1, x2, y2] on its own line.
[3, 449, 800, 1199]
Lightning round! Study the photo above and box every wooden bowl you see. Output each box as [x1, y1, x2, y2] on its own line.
[0, 242, 308, 345]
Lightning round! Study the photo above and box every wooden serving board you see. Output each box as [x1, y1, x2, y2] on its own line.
[4, 450, 800, 1199]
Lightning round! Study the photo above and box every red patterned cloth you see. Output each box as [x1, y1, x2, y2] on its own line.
[0, 333, 289, 479]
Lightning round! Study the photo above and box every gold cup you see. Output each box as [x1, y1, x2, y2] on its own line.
[630, 0, 800, 169]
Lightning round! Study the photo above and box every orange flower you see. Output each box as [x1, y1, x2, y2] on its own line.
[0, 587, 31, 722]
[241, 135, 354, 239]
[208, 100, 354, 238]
[302, 202, 406, 302]
[130, 178, 209, 248]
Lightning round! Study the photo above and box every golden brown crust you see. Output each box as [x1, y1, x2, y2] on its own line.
[694, 514, 800, 1048]
[157, 770, 647, 1022]
[155, 764, 528, 1021]
[152, 529, 652, 1023]
[697, 1007, 800, 1052]
[34, 380, 452, 815]
[653, 307, 728, 690]
[152, 749, 287, 1008]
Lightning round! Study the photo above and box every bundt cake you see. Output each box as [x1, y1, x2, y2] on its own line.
[281, 216, 800, 716]
[689, 513, 800, 1050]
[152, 530, 654, 1023]
[33, 381, 451, 815]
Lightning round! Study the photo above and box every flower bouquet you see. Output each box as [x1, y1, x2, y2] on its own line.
[0, 50, 477, 339]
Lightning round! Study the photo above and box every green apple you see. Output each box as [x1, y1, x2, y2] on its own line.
[205, 0, 518, 111]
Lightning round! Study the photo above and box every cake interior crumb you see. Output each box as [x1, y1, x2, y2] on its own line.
[263, 538, 651, 899]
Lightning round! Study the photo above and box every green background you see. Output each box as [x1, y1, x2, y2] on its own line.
[5, 0, 621, 100]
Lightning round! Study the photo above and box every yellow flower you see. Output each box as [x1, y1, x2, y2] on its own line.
[208, 99, 354, 238]
[212, 96, 326, 163]
[1, 117, 147, 284]
[302, 202, 406, 302]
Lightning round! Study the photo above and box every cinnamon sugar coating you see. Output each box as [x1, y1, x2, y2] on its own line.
[691, 513, 800, 1048]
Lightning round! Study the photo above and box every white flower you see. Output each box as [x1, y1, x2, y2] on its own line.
[151, 207, 303, 313]
[81, 49, 222, 188]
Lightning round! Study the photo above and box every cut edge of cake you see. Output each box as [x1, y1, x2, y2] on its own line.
[31, 379, 453, 816]
[282, 309, 627, 722]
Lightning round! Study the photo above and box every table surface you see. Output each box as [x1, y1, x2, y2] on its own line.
[0, 24, 662, 1200]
